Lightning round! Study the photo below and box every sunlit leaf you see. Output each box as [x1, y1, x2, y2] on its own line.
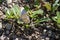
[43, 2, 51, 11]
[34, 0, 40, 5]
[31, 9, 43, 18]
[56, 11, 60, 24]
[52, 0, 60, 12]
[24, 6, 30, 11]
[5, 5, 21, 19]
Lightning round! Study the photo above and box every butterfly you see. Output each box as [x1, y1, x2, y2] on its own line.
[20, 7, 30, 23]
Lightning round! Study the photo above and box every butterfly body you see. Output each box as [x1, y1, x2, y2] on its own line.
[20, 7, 30, 23]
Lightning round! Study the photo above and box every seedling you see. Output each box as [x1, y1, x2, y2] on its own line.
[52, 0, 60, 13]
[52, 11, 60, 28]
[5, 5, 20, 19]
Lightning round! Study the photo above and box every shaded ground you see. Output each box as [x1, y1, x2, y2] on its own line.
[0, 0, 60, 40]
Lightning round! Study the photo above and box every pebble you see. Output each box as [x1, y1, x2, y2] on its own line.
[15, 38, 18, 40]
[18, 38, 26, 40]
[6, 0, 12, 4]
[0, 29, 3, 36]
[28, 36, 32, 40]
[0, 11, 6, 19]
[41, 39, 45, 40]
[16, 31, 21, 36]
[35, 31, 40, 35]
[9, 34, 17, 40]
[56, 35, 59, 39]
[12, 0, 17, 2]
[31, 36, 37, 40]
[0, 35, 6, 40]
[43, 29, 47, 33]
[46, 25, 51, 28]
[0, 15, 6, 19]
[5, 23, 12, 30]
[0, 11, 3, 16]
[0, 21, 2, 29]
[4, 37, 9, 40]
[5, 30, 10, 36]
[35, 36, 38, 38]
[32, 33, 35, 36]
[45, 37, 49, 40]
[47, 30, 52, 37]
[41, 36, 46, 39]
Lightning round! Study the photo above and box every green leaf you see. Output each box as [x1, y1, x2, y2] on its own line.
[43, 2, 51, 11]
[52, 0, 60, 12]
[52, 11, 60, 24]
[25, 24, 29, 28]
[34, 0, 40, 5]
[12, 5, 20, 19]
[24, 6, 30, 11]
[52, 16, 57, 22]
[31, 9, 43, 18]
[53, 0, 59, 7]
[56, 11, 60, 24]
[0, 0, 3, 3]
[33, 9, 43, 15]
[5, 5, 20, 19]
[17, 19, 23, 24]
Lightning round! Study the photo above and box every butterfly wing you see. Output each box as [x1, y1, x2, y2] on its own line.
[21, 13, 30, 23]
[20, 7, 30, 23]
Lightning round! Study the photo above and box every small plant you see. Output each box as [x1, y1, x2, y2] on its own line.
[52, 0, 60, 13]
[0, 0, 2, 3]
[29, 9, 43, 18]
[5, 5, 30, 24]
[0, 0, 4, 4]
[43, 2, 51, 11]
[52, 11, 60, 28]
[51, 0, 60, 28]
[5, 5, 20, 19]
[28, 9, 51, 24]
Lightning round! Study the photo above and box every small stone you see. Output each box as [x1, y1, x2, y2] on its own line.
[46, 25, 51, 28]
[40, 24, 44, 26]
[50, 23, 54, 26]
[18, 38, 26, 40]
[35, 31, 39, 35]
[5, 23, 12, 30]
[6, 0, 12, 4]
[43, 29, 47, 33]
[0, 21, 2, 29]
[35, 36, 38, 38]
[0, 29, 3, 36]
[0, 35, 6, 40]
[41, 36, 46, 39]
[28, 36, 32, 40]
[15, 38, 18, 40]
[46, 14, 49, 17]
[31, 36, 37, 40]
[41, 39, 45, 40]
[4, 37, 9, 40]
[12, 0, 17, 2]
[45, 37, 49, 40]
[0, 11, 6, 19]
[9, 33, 17, 39]
[32, 33, 35, 36]
[0, 15, 6, 19]
[56, 35, 59, 39]
[5, 30, 10, 35]
[7, 37, 9, 40]
[16, 32, 21, 35]
[0, 11, 3, 16]
[47, 30, 52, 37]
